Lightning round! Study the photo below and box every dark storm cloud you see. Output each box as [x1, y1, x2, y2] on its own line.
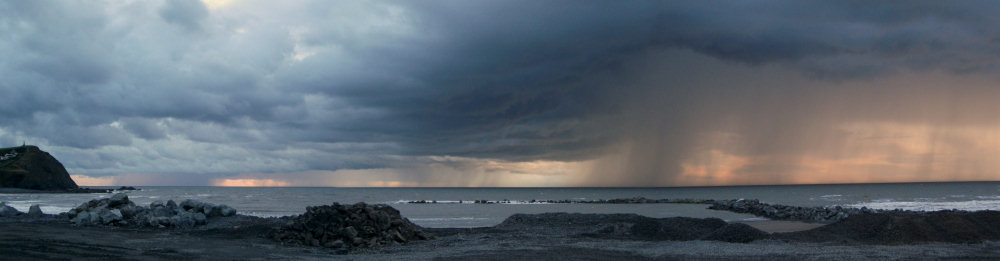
[276, 0, 1000, 161]
[2, 0, 1000, 184]
[120, 118, 167, 141]
[1, 1, 115, 84]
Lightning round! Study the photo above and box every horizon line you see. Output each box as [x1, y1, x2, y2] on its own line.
[85, 180, 1000, 189]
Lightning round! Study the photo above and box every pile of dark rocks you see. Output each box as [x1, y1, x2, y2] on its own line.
[66, 193, 236, 227]
[407, 197, 714, 204]
[269, 202, 431, 250]
[709, 199, 877, 222]
[571, 197, 713, 204]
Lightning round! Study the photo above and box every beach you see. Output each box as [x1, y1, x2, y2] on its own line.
[2, 210, 999, 260]
[3, 186, 1000, 260]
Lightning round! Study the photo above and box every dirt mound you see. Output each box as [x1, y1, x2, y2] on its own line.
[268, 203, 431, 251]
[700, 223, 772, 243]
[498, 213, 651, 228]
[629, 216, 728, 240]
[779, 210, 1000, 244]
[500, 213, 769, 243]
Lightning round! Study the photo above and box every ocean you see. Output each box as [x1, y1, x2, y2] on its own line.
[2, 182, 999, 228]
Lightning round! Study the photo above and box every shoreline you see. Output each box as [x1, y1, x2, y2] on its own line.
[1, 211, 999, 260]
[2, 194, 1000, 259]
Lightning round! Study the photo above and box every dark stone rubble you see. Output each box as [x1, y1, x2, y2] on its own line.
[708, 199, 879, 222]
[268, 202, 431, 251]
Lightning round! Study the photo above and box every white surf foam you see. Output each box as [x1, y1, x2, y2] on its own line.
[846, 199, 1000, 211]
[3, 202, 72, 214]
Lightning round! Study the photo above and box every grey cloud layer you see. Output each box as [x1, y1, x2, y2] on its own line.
[2, 1, 1000, 183]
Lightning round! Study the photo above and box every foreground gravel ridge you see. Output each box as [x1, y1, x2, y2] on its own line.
[1, 196, 999, 260]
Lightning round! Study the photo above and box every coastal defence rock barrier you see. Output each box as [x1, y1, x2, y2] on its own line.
[707, 199, 879, 222]
[66, 193, 236, 227]
[406, 197, 714, 204]
[406, 197, 880, 222]
[269, 202, 431, 251]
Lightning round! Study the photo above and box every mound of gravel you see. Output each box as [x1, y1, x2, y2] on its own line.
[780, 210, 1000, 244]
[699, 223, 772, 243]
[498, 213, 655, 229]
[66, 193, 236, 228]
[631, 216, 729, 240]
[501, 212, 769, 243]
[268, 202, 431, 250]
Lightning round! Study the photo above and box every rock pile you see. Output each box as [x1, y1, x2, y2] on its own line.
[66, 193, 236, 227]
[0, 202, 23, 217]
[709, 199, 877, 222]
[269, 202, 431, 250]
[407, 197, 714, 204]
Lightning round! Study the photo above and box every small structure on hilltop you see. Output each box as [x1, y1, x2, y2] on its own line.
[0, 150, 17, 161]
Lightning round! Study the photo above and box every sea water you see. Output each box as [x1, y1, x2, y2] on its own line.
[1, 182, 999, 228]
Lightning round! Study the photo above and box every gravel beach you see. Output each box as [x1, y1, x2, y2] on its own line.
[2, 211, 999, 260]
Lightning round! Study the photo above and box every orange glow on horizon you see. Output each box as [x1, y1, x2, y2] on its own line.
[667, 121, 1000, 186]
[214, 178, 291, 187]
[70, 175, 115, 186]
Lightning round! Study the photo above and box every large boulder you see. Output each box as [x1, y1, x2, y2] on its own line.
[108, 193, 130, 208]
[0, 202, 23, 217]
[98, 209, 123, 225]
[269, 203, 432, 250]
[0, 146, 78, 190]
[28, 204, 43, 217]
[70, 211, 93, 224]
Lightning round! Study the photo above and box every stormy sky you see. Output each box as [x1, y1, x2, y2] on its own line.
[3, 0, 1000, 186]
